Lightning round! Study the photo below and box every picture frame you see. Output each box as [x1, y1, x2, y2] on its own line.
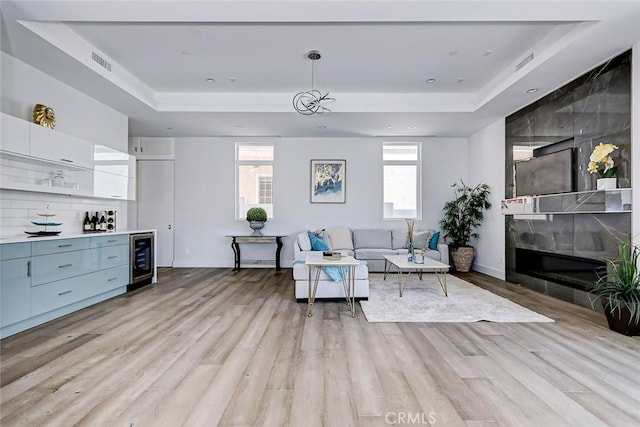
[310, 159, 346, 203]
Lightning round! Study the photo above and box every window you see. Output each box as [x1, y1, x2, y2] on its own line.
[237, 144, 274, 219]
[383, 142, 421, 219]
[257, 175, 272, 204]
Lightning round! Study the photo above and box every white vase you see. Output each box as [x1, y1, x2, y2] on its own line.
[596, 178, 617, 191]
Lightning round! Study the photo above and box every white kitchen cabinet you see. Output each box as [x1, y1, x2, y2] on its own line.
[29, 123, 94, 169]
[129, 137, 174, 159]
[93, 145, 136, 200]
[0, 113, 30, 155]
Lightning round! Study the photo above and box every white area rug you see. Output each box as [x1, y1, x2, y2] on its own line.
[359, 274, 554, 323]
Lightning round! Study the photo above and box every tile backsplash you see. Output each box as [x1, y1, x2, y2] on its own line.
[0, 189, 128, 237]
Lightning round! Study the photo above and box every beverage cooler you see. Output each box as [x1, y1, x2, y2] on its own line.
[129, 232, 155, 291]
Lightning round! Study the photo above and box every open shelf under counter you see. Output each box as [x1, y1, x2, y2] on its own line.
[501, 188, 632, 216]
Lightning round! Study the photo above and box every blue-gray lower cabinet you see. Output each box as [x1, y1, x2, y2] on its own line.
[0, 236, 130, 339]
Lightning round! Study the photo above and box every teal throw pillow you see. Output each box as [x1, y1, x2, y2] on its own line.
[308, 231, 330, 251]
[429, 231, 440, 250]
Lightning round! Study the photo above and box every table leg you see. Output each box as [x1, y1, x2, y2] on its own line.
[350, 266, 356, 317]
[435, 270, 448, 296]
[231, 240, 240, 271]
[275, 237, 283, 271]
[383, 258, 390, 280]
[307, 266, 322, 317]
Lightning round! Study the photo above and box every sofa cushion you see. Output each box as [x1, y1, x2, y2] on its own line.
[392, 229, 408, 249]
[353, 229, 392, 249]
[297, 231, 312, 251]
[308, 231, 331, 251]
[327, 227, 354, 250]
[424, 249, 441, 261]
[412, 230, 431, 250]
[355, 248, 400, 260]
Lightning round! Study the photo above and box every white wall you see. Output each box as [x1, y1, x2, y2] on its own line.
[173, 136, 468, 268]
[0, 52, 130, 236]
[632, 43, 640, 246]
[467, 118, 506, 280]
[0, 52, 128, 152]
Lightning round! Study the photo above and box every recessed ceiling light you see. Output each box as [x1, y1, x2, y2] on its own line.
[167, 127, 173, 130]
[408, 125, 416, 129]
[483, 50, 493, 57]
[386, 125, 393, 129]
[457, 78, 465, 83]
[205, 78, 215, 83]
[449, 50, 459, 56]
[235, 125, 244, 128]
[181, 49, 191, 55]
[229, 77, 237, 83]
[526, 88, 538, 93]
[426, 78, 436, 83]
[318, 125, 327, 129]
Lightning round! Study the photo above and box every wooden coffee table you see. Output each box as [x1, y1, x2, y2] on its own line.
[383, 254, 449, 297]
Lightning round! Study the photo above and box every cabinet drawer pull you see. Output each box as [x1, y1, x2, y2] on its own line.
[107, 277, 118, 282]
[60, 158, 74, 163]
[107, 240, 118, 243]
[107, 256, 117, 259]
[111, 195, 122, 198]
[27, 260, 32, 277]
[58, 264, 73, 269]
[58, 290, 72, 296]
[58, 244, 73, 248]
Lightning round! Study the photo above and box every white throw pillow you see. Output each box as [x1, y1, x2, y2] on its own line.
[297, 231, 312, 251]
[326, 227, 354, 250]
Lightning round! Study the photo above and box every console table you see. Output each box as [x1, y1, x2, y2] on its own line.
[227, 235, 285, 271]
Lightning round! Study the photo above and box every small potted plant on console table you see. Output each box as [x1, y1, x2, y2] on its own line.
[589, 242, 640, 336]
[246, 207, 268, 236]
[439, 180, 491, 272]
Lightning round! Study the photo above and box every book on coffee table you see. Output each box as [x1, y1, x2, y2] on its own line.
[322, 251, 342, 260]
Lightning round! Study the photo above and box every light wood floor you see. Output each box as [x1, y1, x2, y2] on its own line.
[1, 268, 639, 426]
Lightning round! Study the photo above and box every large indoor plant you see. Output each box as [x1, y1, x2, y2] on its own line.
[439, 181, 491, 272]
[589, 242, 640, 336]
[246, 207, 268, 236]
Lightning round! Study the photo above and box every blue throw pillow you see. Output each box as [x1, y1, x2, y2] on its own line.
[429, 231, 440, 250]
[308, 231, 330, 251]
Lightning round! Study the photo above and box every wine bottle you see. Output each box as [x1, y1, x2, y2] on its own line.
[99, 213, 107, 231]
[91, 212, 98, 231]
[83, 212, 91, 232]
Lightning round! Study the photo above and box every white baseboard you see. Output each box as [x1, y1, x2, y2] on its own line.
[472, 263, 505, 280]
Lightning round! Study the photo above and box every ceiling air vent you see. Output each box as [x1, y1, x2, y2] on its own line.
[92, 52, 112, 72]
[516, 53, 534, 71]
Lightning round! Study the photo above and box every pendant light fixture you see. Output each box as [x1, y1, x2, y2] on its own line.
[293, 50, 335, 115]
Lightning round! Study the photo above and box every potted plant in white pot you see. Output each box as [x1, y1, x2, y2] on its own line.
[439, 181, 491, 272]
[589, 242, 640, 336]
[246, 207, 267, 236]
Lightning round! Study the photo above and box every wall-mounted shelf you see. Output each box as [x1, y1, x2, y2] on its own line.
[501, 188, 632, 216]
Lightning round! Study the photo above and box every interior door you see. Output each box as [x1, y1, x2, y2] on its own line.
[137, 160, 175, 267]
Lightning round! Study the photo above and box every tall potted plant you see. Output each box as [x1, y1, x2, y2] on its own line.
[439, 181, 491, 272]
[589, 242, 640, 336]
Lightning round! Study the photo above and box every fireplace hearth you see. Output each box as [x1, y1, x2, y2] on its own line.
[515, 248, 605, 291]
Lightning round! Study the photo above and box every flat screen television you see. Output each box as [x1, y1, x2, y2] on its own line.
[515, 149, 574, 196]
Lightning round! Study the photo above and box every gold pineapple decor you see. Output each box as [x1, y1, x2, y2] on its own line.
[32, 104, 56, 129]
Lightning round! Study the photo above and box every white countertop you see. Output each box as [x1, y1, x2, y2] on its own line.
[0, 229, 156, 244]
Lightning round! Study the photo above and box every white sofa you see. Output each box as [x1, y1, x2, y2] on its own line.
[292, 227, 448, 300]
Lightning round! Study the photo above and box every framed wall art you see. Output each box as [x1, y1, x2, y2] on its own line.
[310, 159, 346, 203]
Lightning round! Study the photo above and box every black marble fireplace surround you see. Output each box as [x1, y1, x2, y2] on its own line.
[505, 50, 631, 309]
